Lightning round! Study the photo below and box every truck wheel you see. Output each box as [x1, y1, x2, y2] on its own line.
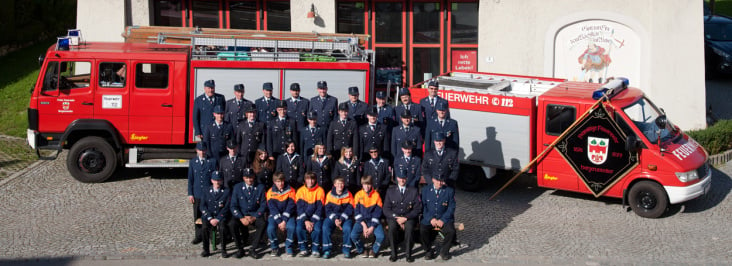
[628, 181, 668, 218]
[66, 136, 118, 183]
[457, 164, 486, 192]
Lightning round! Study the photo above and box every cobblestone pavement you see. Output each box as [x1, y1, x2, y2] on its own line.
[0, 135, 37, 179]
[0, 151, 730, 265]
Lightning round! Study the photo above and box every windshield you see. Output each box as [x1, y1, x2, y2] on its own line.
[622, 97, 676, 144]
[705, 23, 732, 41]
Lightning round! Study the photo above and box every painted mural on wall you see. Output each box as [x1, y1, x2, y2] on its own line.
[554, 20, 640, 86]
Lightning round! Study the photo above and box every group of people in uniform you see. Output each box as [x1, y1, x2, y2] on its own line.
[188, 79, 461, 262]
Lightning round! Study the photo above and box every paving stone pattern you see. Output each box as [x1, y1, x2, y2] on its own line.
[0, 151, 730, 264]
[0, 135, 37, 179]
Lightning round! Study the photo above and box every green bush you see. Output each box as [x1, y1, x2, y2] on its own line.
[686, 119, 732, 154]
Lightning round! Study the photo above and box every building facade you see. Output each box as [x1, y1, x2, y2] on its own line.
[77, 0, 706, 129]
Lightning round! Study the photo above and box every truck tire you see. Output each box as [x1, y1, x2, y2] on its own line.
[628, 181, 668, 218]
[66, 136, 118, 183]
[457, 164, 486, 192]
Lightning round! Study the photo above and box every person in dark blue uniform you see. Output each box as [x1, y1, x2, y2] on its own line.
[236, 105, 266, 165]
[305, 142, 334, 192]
[203, 105, 234, 161]
[193, 79, 226, 140]
[391, 110, 423, 159]
[346, 86, 368, 126]
[419, 80, 449, 123]
[373, 91, 396, 132]
[393, 88, 423, 131]
[331, 146, 361, 194]
[224, 83, 254, 125]
[358, 106, 390, 162]
[286, 83, 310, 133]
[300, 111, 325, 158]
[219, 140, 247, 189]
[276, 140, 305, 189]
[200, 171, 231, 257]
[188, 142, 217, 245]
[421, 132, 459, 187]
[383, 169, 422, 262]
[393, 140, 422, 188]
[267, 100, 298, 161]
[327, 102, 359, 160]
[229, 168, 267, 259]
[420, 174, 456, 261]
[363, 146, 391, 197]
[424, 101, 459, 152]
[309, 81, 338, 131]
[255, 82, 279, 123]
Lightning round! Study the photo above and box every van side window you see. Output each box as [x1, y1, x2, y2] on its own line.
[135, 63, 169, 89]
[546, 104, 576, 136]
[57, 61, 92, 90]
[42, 61, 60, 92]
[99, 62, 126, 88]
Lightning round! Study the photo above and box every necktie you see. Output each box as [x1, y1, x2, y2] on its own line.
[400, 188, 404, 195]
[352, 103, 357, 108]
[209, 97, 213, 104]
[231, 157, 235, 164]
[341, 120, 346, 127]
[440, 120, 444, 127]
[431, 98, 435, 107]
[438, 150, 443, 157]
[370, 125, 375, 131]
[237, 100, 241, 106]
[406, 157, 410, 163]
[310, 127, 314, 134]
[249, 122, 253, 128]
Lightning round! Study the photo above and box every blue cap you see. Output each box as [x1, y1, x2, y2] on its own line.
[433, 131, 446, 141]
[204, 79, 215, 88]
[348, 86, 359, 95]
[307, 111, 318, 120]
[317, 81, 328, 89]
[401, 109, 412, 118]
[397, 168, 408, 179]
[213, 105, 224, 114]
[227, 140, 237, 149]
[234, 84, 244, 92]
[262, 82, 273, 91]
[196, 141, 207, 151]
[277, 99, 287, 108]
[428, 80, 439, 88]
[338, 102, 349, 111]
[242, 168, 254, 177]
[290, 83, 300, 91]
[401, 140, 414, 149]
[436, 101, 448, 111]
[211, 171, 222, 181]
[433, 173, 446, 181]
[376, 91, 386, 99]
[398, 88, 411, 97]
[367, 106, 378, 116]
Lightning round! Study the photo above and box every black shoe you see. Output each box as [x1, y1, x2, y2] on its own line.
[406, 256, 415, 263]
[389, 255, 397, 262]
[221, 250, 229, 258]
[201, 250, 211, 257]
[372, 250, 379, 258]
[191, 238, 203, 245]
[424, 251, 436, 260]
[235, 250, 245, 258]
[440, 254, 452, 260]
[249, 249, 258, 259]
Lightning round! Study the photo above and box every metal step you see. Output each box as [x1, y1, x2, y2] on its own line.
[125, 158, 189, 168]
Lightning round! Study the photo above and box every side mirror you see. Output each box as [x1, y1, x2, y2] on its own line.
[625, 135, 640, 152]
[655, 115, 668, 129]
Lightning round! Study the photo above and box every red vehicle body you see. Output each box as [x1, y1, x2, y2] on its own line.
[27, 34, 373, 184]
[410, 71, 711, 218]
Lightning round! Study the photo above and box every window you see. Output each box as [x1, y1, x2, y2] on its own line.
[229, 0, 257, 29]
[191, 0, 221, 28]
[99, 62, 126, 88]
[58, 61, 91, 90]
[336, 1, 365, 34]
[42, 61, 59, 92]
[545, 104, 576, 135]
[450, 2, 478, 44]
[413, 2, 440, 44]
[266, 1, 290, 31]
[135, 63, 169, 89]
[374, 2, 402, 43]
[412, 48, 440, 84]
[153, 0, 183, 26]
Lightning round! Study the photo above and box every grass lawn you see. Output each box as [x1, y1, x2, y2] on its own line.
[0, 40, 54, 137]
[709, 0, 732, 16]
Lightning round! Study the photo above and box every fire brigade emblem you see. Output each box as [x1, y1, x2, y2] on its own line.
[587, 137, 609, 165]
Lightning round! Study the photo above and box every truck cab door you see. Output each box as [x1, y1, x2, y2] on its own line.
[128, 61, 174, 144]
[36, 60, 95, 133]
[94, 61, 130, 139]
[537, 102, 579, 191]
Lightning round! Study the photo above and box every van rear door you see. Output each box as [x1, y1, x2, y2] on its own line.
[128, 61, 174, 144]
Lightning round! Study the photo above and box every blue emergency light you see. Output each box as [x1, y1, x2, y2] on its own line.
[56, 37, 70, 51]
[592, 77, 629, 100]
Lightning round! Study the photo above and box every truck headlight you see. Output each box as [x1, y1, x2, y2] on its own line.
[675, 169, 700, 183]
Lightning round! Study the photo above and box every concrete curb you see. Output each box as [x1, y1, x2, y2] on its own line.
[709, 148, 732, 166]
[0, 159, 44, 187]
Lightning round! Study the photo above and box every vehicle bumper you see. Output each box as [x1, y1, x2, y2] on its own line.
[27, 129, 36, 150]
[664, 168, 712, 204]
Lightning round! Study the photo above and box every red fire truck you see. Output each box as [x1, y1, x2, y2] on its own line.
[27, 29, 373, 183]
[410, 71, 711, 218]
